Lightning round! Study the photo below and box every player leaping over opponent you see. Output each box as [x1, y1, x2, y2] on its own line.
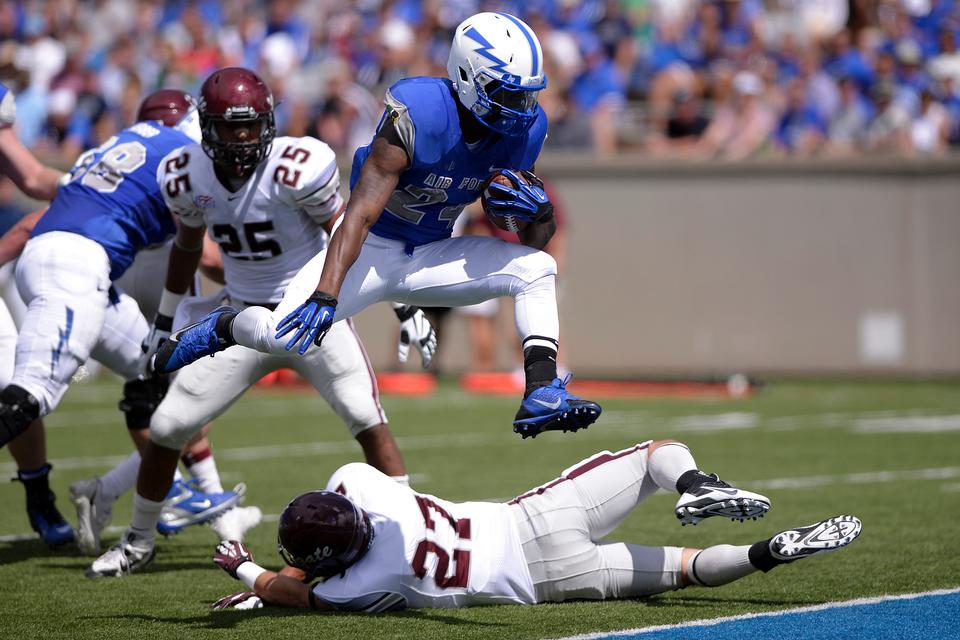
[209, 439, 861, 611]
[153, 12, 601, 438]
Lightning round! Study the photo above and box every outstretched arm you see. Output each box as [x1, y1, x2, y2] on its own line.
[314, 124, 408, 298]
[0, 128, 64, 201]
[213, 541, 329, 610]
[274, 122, 409, 355]
[0, 208, 44, 265]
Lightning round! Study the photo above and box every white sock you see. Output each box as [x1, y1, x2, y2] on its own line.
[390, 475, 410, 486]
[688, 545, 756, 587]
[130, 493, 164, 542]
[99, 451, 141, 501]
[185, 455, 224, 493]
[231, 305, 278, 353]
[513, 274, 559, 346]
[173, 467, 183, 482]
[647, 443, 698, 492]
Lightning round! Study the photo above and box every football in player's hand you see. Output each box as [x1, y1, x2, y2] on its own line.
[481, 170, 531, 234]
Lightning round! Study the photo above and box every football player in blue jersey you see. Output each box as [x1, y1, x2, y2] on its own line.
[0, 90, 246, 550]
[0, 81, 73, 545]
[154, 12, 602, 438]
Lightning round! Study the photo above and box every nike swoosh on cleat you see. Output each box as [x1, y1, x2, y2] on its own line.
[707, 488, 741, 495]
[532, 398, 562, 410]
[189, 499, 212, 509]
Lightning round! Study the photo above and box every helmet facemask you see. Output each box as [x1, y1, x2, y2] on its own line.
[276, 493, 374, 580]
[471, 69, 544, 136]
[200, 107, 275, 179]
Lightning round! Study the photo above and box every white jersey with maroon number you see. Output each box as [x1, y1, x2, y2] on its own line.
[159, 136, 343, 304]
[310, 463, 535, 611]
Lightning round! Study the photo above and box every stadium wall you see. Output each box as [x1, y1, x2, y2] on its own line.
[351, 157, 960, 376]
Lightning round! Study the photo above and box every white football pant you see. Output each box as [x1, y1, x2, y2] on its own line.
[13, 232, 148, 414]
[150, 295, 386, 450]
[507, 441, 686, 603]
[231, 233, 559, 356]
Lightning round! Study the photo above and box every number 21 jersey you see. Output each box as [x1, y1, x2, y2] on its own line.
[159, 136, 343, 304]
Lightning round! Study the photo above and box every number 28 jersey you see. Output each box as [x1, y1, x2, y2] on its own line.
[310, 463, 535, 611]
[33, 123, 195, 280]
[160, 136, 343, 304]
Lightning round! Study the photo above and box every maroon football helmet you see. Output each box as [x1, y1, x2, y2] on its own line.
[136, 89, 196, 126]
[197, 67, 276, 178]
[277, 491, 373, 579]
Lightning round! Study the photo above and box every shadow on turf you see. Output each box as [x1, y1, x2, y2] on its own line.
[644, 594, 822, 608]
[0, 538, 71, 567]
[82, 609, 506, 630]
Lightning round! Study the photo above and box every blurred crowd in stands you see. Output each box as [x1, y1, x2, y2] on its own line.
[2, 0, 960, 164]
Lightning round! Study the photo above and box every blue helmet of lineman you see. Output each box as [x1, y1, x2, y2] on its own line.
[447, 12, 547, 137]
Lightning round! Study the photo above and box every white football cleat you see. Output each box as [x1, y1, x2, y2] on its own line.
[70, 477, 114, 555]
[770, 515, 862, 561]
[210, 506, 263, 542]
[85, 531, 155, 578]
[675, 473, 771, 525]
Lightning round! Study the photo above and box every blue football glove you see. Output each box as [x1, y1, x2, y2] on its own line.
[484, 169, 554, 224]
[275, 291, 337, 355]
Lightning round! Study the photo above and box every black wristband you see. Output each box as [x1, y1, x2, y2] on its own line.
[393, 305, 418, 322]
[534, 201, 555, 224]
[154, 313, 174, 332]
[308, 291, 338, 308]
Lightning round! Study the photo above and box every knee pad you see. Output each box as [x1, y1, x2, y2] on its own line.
[118, 375, 170, 430]
[523, 250, 557, 281]
[149, 404, 200, 450]
[0, 384, 40, 447]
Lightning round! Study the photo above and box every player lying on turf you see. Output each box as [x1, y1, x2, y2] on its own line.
[85, 68, 434, 579]
[151, 12, 601, 439]
[209, 439, 861, 610]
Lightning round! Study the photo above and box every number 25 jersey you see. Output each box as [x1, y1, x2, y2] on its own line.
[310, 463, 535, 611]
[159, 136, 343, 304]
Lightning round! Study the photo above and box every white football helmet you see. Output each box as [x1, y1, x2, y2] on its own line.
[447, 12, 547, 137]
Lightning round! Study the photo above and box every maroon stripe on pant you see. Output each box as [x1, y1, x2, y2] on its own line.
[345, 318, 387, 424]
[507, 442, 650, 505]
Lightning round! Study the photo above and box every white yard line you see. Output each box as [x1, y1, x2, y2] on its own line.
[552, 588, 960, 640]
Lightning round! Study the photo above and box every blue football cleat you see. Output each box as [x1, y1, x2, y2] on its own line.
[156, 479, 245, 536]
[513, 375, 602, 439]
[27, 492, 76, 547]
[17, 465, 75, 547]
[151, 306, 236, 374]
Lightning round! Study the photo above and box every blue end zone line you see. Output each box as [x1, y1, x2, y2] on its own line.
[553, 588, 960, 640]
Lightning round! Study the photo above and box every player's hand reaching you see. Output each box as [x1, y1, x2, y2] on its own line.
[393, 304, 437, 368]
[213, 540, 254, 579]
[211, 591, 263, 610]
[141, 313, 173, 372]
[275, 291, 337, 355]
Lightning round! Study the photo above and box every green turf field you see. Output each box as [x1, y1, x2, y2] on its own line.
[0, 378, 957, 639]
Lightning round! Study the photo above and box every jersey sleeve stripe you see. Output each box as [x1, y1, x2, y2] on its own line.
[365, 593, 405, 613]
[295, 167, 340, 206]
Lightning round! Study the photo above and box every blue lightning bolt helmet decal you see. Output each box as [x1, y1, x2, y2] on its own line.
[464, 27, 509, 76]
